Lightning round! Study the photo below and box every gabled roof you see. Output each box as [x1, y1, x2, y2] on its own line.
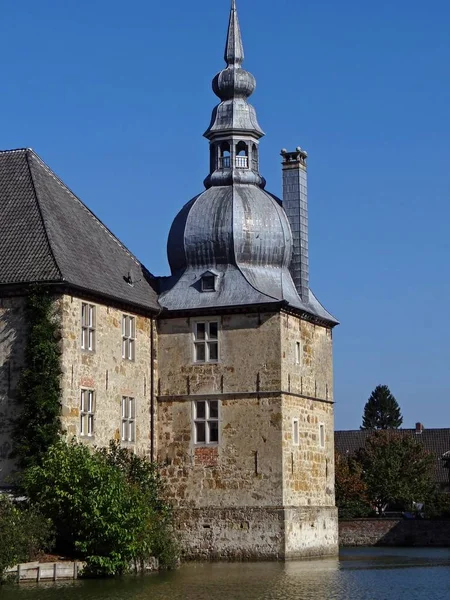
[0, 149, 159, 312]
[335, 428, 450, 487]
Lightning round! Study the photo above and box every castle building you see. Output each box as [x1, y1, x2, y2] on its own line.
[0, 1, 338, 559]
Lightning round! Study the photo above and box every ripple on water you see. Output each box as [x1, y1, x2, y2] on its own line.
[1, 548, 449, 600]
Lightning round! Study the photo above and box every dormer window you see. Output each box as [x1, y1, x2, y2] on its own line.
[200, 271, 217, 292]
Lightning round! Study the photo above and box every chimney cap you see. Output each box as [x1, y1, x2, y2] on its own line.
[415, 422, 424, 434]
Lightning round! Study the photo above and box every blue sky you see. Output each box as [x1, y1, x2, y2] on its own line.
[1, 0, 449, 430]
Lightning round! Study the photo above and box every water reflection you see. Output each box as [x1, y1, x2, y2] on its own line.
[1, 549, 449, 600]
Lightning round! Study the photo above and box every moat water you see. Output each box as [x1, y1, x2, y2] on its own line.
[1, 548, 449, 600]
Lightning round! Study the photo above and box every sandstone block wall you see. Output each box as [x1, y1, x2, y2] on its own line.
[59, 294, 154, 457]
[339, 519, 450, 547]
[0, 296, 26, 486]
[281, 313, 333, 402]
[282, 395, 335, 507]
[157, 309, 338, 558]
[158, 394, 283, 508]
[158, 312, 282, 397]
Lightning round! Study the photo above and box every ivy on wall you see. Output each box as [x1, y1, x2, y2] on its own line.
[13, 288, 62, 470]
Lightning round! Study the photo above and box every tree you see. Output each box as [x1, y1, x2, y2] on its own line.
[335, 453, 371, 519]
[361, 385, 403, 430]
[357, 431, 434, 515]
[22, 440, 177, 576]
[13, 288, 62, 469]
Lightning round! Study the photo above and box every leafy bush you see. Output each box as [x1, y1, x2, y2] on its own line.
[0, 496, 54, 582]
[424, 491, 450, 519]
[22, 440, 177, 576]
[335, 453, 372, 519]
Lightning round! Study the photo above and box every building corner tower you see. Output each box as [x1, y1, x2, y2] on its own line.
[157, 0, 338, 560]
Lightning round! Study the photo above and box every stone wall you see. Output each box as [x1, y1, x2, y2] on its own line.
[59, 294, 154, 457]
[282, 395, 335, 507]
[157, 309, 338, 558]
[158, 312, 282, 397]
[339, 519, 450, 547]
[158, 394, 283, 508]
[0, 296, 26, 486]
[281, 313, 333, 402]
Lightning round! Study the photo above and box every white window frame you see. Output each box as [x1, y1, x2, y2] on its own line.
[80, 389, 95, 437]
[122, 315, 136, 361]
[295, 341, 301, 365]
[292, 418, 299, 446]
[81, 303, 95, 352]
[193, 320, 219, 364]
[121, 396, 136, 443]
[193, 400, 219, 445]
[319, 423, 325, 448]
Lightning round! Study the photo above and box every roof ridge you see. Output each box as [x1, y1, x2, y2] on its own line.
[27, 149, 142, 268]
[0, 148, 29, 155]
[24, 151, 63, 281]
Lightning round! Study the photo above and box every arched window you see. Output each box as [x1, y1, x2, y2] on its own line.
[252, 144, 259, 172]
[235, 141, 249, 169]
[219, 142, 231, 169]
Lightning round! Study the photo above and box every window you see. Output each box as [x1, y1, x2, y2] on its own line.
[194, 400, 219, 445]
[295, 341, 301, 365]
[122, 315, 136, 360]
[201, 274, 216, 292]
[319, 424, 325, 448]
[80, 389, 95, 436]
[121, 397, 136, 443]
[292, 418, 299, 446]
[81, 303, 95, 351]
[193, 321, 219, 363]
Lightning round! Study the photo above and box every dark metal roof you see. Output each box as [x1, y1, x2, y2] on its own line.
[0, 149, 159, 312]
[335, 429, 450, 487]
[205, 0, 263, 140]
[161, 1, 337, 325]
[161, 184, 336, 323]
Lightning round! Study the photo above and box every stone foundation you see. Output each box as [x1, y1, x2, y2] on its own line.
[174, 506, 338, 560]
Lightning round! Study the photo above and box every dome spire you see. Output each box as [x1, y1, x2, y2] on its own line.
[204, 0, 265, 189]
[225, 0, 244, 67]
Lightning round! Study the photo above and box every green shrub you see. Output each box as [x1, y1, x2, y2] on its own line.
[0, 496, 54, 582]
[22, 440, 177, 576]
[424, 492, 450, 519]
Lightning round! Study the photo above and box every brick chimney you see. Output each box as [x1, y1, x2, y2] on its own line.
[415, 422, 424, 434]
[281, 147, 309, 302]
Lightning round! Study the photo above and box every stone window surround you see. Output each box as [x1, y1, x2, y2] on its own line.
[122, 314, 136, 361]
[192, 318, 220, 364]
[80, 388, 95, 437]
[81, 302, 95, 352]
[292, 418, 299, 446]
[121, 396, 136, 443]
[319, 423, 325, 448]
[193, 399, 219, 446]
[295, 340, 301, 365]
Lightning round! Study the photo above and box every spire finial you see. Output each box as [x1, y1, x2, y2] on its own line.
[225, 0, 244, 66]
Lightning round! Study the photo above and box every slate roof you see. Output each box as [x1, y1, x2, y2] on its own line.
[0, 149, 159, 312]
[335, 429, 450, 488]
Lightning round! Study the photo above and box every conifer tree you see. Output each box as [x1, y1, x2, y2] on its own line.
[361, 385, 403, 430]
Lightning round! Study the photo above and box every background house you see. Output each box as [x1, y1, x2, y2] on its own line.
[335, 424, 450, 493]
